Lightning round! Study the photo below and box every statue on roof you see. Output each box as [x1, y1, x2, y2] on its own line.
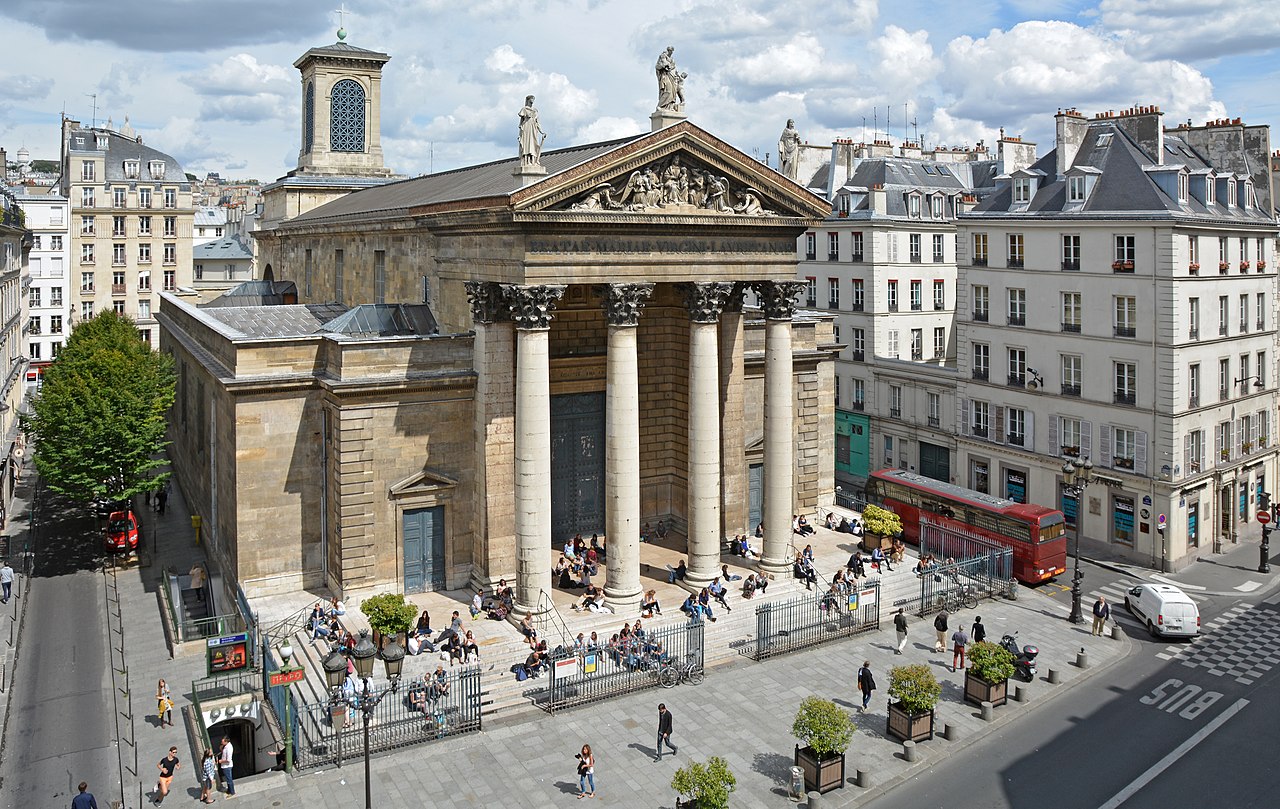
[518, 95, 546, 167]
[655, 46, 687, 112]
[778, 119, 801, 181]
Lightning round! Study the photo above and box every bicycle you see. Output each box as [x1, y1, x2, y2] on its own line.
[934, 584, 979, 613]
[659, 652, 705, 688]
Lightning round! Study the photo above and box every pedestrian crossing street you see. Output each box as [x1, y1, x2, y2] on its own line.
[1089, 580, 1280, 686]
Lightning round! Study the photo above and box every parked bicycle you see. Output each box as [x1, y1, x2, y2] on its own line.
[659, 651, 705, 688]
[933, 583, 980, 613]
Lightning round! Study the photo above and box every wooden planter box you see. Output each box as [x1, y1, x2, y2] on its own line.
[860, 533, 895, 552]
[795, 744, 845, 794]
[964, 671, 1008, 707]
[886, 702, 935, 742]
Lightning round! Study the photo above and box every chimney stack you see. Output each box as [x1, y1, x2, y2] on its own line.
[1054, 107, 1089, 178]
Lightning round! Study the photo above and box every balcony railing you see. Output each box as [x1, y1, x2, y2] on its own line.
[972, 425, 989, 438]
[806, 298, 817, 307]
[973, 310, 989, 322]
[851, 253, 864, 263]
[1007, 433, 1025, 447]
[1061, 260, 1080, 272]
[934, 302, 945, 311]
[1114, 325, 1136, 338]
[1219, 325, 1228, 336]
[888, 303, 899, 312]
[805, 251, 817, 260]
[828, 300, 840, 310]
[933, 254, 944, 263]
[1007, 258, 1024, 268]
[1062, 384, 1081, 397]
[828, 252, 839, 261]
[850, 302, 864, 312]
[851, 350, 865, 362]
[1189, 394, 1200, 408]
[1114, 457, 1135, 470]
[928, 416, 940, 427]
[1061, 446, 1081, 458]
[1189, 328, 1199, 340]
[973, 257, 988, 267]
[1007, 314, 1026, 326]
[1189, 461, 1201, 473]
[911, 349, 924, 361]
[1114, 391, 1137, 406]
[972, 368, 989, 381]
[890, 408, 902, 418]
[910, 254, 922, 263]
[850, 400, 865, 411]
[1062, 322, 1081, 333]
[1007, 374, 1026, 388]
[1112, 260, 1135, 273]
[111, 283, 126, 295]
[911, 303, 922, 311]
[1219, 387, 1230, 401]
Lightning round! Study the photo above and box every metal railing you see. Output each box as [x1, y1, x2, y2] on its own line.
[535, 588, 573, 649]
[743, 580, 880, 661]
[159, 567, 246, 645]
[540, 620, 705, 714]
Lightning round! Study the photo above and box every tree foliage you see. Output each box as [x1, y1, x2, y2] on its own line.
[21, 312, 175, 502]
[360, 592, 418, 638]
[672, 756, 736, 809]
[792, 696, 856, 758]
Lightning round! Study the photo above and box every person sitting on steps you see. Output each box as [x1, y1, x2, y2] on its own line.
[640, 589, 662, 618]
[667, 559, 687, 584]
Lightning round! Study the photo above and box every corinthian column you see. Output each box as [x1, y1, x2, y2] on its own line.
[682, 281, 733, 588]
[755, 280, 806, 575]
[507, 284, 565, 615]
[601, 283, 654, 612]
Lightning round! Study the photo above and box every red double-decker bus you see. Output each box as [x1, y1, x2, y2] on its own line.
[865, 469, 1067, 584]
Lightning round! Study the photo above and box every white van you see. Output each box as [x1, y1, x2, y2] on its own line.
[1125, 583, 1200, 639]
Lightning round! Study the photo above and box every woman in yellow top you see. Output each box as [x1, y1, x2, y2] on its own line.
[156, 678, 173, 728]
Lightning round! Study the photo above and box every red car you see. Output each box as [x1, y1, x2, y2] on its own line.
[105, 510, 140, 552]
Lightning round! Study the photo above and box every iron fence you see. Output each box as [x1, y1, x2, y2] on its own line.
[744, 580, 880, 661]
[916, 521, 1017, 612]
[834, 488, 867, 512]
[290, 665, 483, 770]
[540, 620, 705, 714]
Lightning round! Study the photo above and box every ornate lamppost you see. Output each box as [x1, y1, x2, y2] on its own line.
[322, 630, 406, 809]
[1062, 457, 1094, 624]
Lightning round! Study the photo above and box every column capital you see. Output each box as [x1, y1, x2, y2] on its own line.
[506, 284, 565, 330]
[681, 281, 734, 324]
[753, 280, 807, 320]
[599, 283, 655, 327]
[464, 280, 508, 324]
[723, 281, 748, 314]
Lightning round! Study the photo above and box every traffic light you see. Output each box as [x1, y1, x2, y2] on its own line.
[1261, 491, 1272, 511]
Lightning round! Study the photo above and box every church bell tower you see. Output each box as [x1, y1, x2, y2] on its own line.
[292, 29, 393, 177]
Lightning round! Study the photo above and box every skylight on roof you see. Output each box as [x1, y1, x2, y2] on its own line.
[1096, 133, 1113, 147]
[922, 165, 936, 175]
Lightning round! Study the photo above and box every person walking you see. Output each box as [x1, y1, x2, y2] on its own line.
[71, 782, 99, 809]
[971, 615, 987, 644]
[156, 679, 173, 728]
[153, 746, 180, 804]
[933, 610, 949, 652]
[856, 660, 876, 711]
[0, 560, 12, 604]
[157, 483, 169, 515]
[1092, 596, 1111, 636]
[199, 748, 217, 803]
[575, 743, 596, 798]
[893, 608, 909, 654]
[951, 626, 970, 672]
[217, 736, 236, 797]
[655, 703, 678, 761]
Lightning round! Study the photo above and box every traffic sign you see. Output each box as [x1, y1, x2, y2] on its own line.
[1257, 511, 1271, 525]
[269, 667, 306, 687]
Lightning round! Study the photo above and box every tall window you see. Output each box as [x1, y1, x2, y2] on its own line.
[1062, 234, 1080, 270]
[1062, 292, 1081, 332]
[1114, 234, 1135, 269]
[928, 392, 940, 426]
[112, 187, 126, 208]
[909, 233, 922, 262]
[51, 287, 62, 306]
[886, 280, 898, 311]
[1008, 234, 1024, 267]
[1257, 293, 1266, 329]
[851, 328, 865, 359]
[1115, 361, 1137, 405]
[827, 232, 839, 260]
[827, 278, 839, 308]
[81, 160, 95, 181]
[1189, 363, 1200, 406]
[1114, 295, 1136, 337]
[1061, 418, 1083, 456]
[112, 243, 126, 266]
[910, 329, 923, 360]
[80, 244, 94, 264]
[804, 276, 817, 306]
[304, 82, 315, 154]
[138, 215, 151, 235]
[853, 378, 865, 405]
[139, 187, 151, 208]
[1007, 288, 1026, 325]
[1240, 294, 1249, 332]
[972, 233, 988, 265]
[1220, 357, 1231, 400]
[973, 284, 989, 320]
[138, 270, 151, 290]
[972, 343, 990, 379]
[163, 270, 176, 291]
[304, 249, 313, 298]
[80, 215, 95, 235]
[1189, 235, 1199, 269]
[138, 243, 151, 264]
[1113, 428, 1137, 469]
[933, 327, 944, 358]
[910, 280, 922, 310]
[1013, 177, 1031, 203]
[139, 300, 151, 319]
[1062, 355, 1082, 396]
[851, 279, 864, 311]
[375, 250, 387, 304]
[334, 249, 345, 303]
[1189, 297, 1200, 339]
[80, 271, 95, 291]
[1007, 408, 1026, 446]
[805, 233, 816, 260]
[1219, 295, 1229, 336]
[851, 232, 864, 261]
[81, 187, 95, 207]
[50, 315, 62, 334]
[163, 243, 176, 265]
[931, 233, 944, 262]
[330, 78, 368, 152]
[112, 215, 126, 236]
[930, 196, 944, 218]
[163, 188, 176, 208]
[972, 401, 989, 437]
[163, 216, 176, 237]
[28, 287, 40, 308]
[1259, 352, 1268, 387]
[1067, 175, 1086, 203]
[887, 330, 899, 358]
[1008, 347, 1026, 385]
[933, 280, 945, 310]
[889, 385, 902, 417]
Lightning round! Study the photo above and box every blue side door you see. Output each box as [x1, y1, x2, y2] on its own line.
[403, 506, 445, 594]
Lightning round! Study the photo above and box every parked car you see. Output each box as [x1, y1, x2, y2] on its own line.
[105, 510, 140, 552]
[1125, 583, 1200, 639]
[92, 495, 129, 519]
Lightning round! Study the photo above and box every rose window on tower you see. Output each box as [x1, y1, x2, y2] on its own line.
[329, 79, 366, 153]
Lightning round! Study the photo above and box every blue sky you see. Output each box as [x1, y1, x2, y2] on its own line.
[0, 0, 1275, 181]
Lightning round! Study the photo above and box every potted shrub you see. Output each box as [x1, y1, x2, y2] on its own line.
[672, 755, 736, 809]
[886, 664, 940, 742]
[792, 697, 855, 793]
[360, 592, 418, 647]
[860, 504, 902, 551]
[964, 640, 1015, 707]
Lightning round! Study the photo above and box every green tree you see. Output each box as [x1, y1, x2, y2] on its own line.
[21, 312, 175, 503]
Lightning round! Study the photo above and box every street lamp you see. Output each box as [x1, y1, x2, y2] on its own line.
[277, 641, 296, 773]
[322, 647, 349, 767]
[326, 629, 404, 809]
[1062, 457, 1094, 624]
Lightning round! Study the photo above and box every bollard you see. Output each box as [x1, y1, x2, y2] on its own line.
[902, 740, 917, 762]
[1048, 668, 1061, 684]
[981, 700, 994, 722]
[807, 790, 821, 809]
[943, 722, 958, 741]
[1014, 685, 1028, 703]
[855, 769, 870, 788]
[1111, 623, 1124, 641]
[1076, 649, 1090, 669]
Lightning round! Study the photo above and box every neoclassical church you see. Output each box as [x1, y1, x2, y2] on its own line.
[160, 35, 839, 613]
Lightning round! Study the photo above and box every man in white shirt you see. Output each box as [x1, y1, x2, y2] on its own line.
[217, 737, 235, 796]
[0, 561, 12, 604]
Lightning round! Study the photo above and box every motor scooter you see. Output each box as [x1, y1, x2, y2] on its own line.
[1000, 633, 1038, 682]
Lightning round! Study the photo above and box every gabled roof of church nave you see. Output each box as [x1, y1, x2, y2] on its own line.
[286, 121, 829, 228]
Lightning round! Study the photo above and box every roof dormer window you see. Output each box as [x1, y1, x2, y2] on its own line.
[1068, 175, 1086, 203]
[123, 160, 140, 179]
[1228, 179, 1237, 207]
[1206, 177, 1216, 205]
[1013, 177, 1031, 204]
[1177, 172, 1188, 203]
[907, 193, 921, 218]
[148, 160, 166, 180]
[96, 135, 108, 150]
[1243, 180, 1255, 209]
[930, 195, 944, 218]
[836, 193, 851, 216]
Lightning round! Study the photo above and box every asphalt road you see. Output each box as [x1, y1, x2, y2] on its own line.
[0, 488, 121, 809]
[861, 560, 1277, 809]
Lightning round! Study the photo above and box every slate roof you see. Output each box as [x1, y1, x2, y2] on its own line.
[287, 135, 642, 226]
[318, 304, 438, 338]
[294, 41, 390, 67]
[200, 303, 347, 338]
[970, 122, 1273, 223]
[195, 207, 227, 227]
[193, 235, 253, 262]
[833, 156, 997, 220]
[66, 127, 189, 187]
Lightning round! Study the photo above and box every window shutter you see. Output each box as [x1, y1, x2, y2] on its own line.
[1049, 415, 1059, 456]
[1237, 418, 1246, 455]
[1025, 411, 1035, 449]
[995, 406, 1005, 444]
[1135, 431, 1148, 476]
[1183, 433, 1191, 474]
[1216, 425, 1225, 463]
[1251, 417, 1259, 450]
[1081, 421, 1092, 460]
[1100, 424, 1112, 467]
[959, 399, 970, 436]
[1226, 421, 1234, 461]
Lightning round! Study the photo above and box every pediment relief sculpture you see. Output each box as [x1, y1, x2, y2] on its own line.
[562, 153, 779, 217]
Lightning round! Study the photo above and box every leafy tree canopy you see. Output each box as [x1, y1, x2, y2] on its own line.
[21, 311, 175, 503]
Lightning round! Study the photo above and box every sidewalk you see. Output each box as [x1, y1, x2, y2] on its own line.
[1087, 536, 1280, 598]
[0, 458, 37, 765]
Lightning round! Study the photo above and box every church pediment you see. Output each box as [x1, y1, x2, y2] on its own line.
[513, 121, 829, 221]
[389, 467, 458, 499]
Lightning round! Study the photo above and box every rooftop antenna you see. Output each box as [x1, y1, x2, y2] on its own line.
[873, 108, 878, 142]
[333, 3, 349, 40]
[861, 116, 866, 144]
[911, 115, 919, 147]
[85, 93, 98, 128]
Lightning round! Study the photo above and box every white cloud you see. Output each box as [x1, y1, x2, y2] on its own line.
[1096, 0, 1280, 61]
[0, 73, 53, 102]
